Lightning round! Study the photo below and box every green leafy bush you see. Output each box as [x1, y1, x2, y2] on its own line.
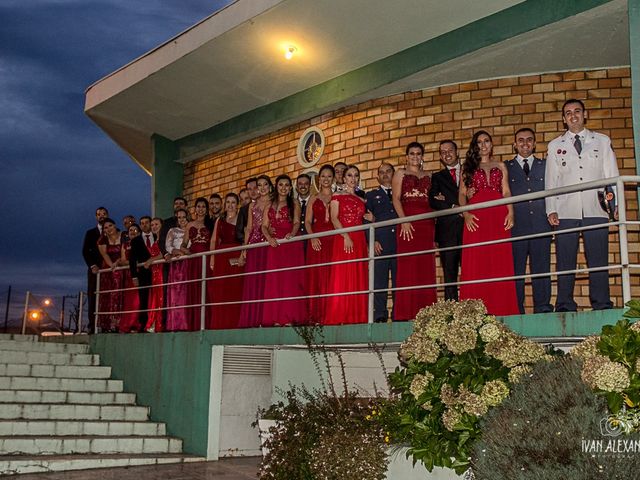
[472, 356, 640, 479]
[571, 304, 640, 432]
[381, 300, 548, 474]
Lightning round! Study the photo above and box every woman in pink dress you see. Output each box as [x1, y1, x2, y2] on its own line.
[459, 130, 518, 316]
[143, 217, 164, 332]
[238, 175, 273, 328]
[164, 209, 190, 331]
[261, 174, 307, 326]
[181, 197, 211, 330]
[325, 165, 369, 325]
[207, 193, 244, 329]
[305, 164, 335, 324]
[392, 142, 437, 321]
[97, 218, 123, 332]
[118, 224, 141, 333]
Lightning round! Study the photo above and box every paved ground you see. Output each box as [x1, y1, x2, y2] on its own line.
[14, 458, 260, 480]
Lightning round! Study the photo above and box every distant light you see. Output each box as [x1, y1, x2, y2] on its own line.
[43, 298, 52, 306]
[285, 46, 297, 60]
[29, 310, 42, 321]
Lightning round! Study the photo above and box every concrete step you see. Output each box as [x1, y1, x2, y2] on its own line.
[0, 376, 123, 392]
[0, 453, 205, 475]
[0, 340, 89, 354]
[0, 435, 183, 455]
[0, 390, 135, 405]
[0, 335, 38, 342]
[0, 420, 166, 436]
[0, 364, 111, 379]
[0, 404, 149, 421]
[0, 350, 99, 366]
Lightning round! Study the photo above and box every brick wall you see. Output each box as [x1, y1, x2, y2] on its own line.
[183, 67, 638, 311]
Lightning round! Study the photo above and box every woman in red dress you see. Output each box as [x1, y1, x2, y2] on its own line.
[325, 165, 369, 325]
[181, 197, 211, 330]
[238, 175, 272, 328]
[207, 193, 245, 329]
[143, 217, 164, 332]
[261, 174, 307, 326]
[392, 142, 437, 321]
[119, 224, 141, 333]
[97, 218, 123, 332]
[459, 130, 518, 316]
[305, 164, 335, 324]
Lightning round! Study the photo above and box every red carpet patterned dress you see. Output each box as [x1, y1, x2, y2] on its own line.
[306, 198, 335, 324]
[395, 174, 437, 321]
[460, 167, 519, 316]
[207, 219, 244, 329]
[325, 194, 368, 325]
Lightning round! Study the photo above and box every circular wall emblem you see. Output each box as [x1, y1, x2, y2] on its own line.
[297, 127, 325, 169]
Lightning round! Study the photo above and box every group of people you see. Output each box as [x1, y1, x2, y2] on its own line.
[82, 98, 618, 332]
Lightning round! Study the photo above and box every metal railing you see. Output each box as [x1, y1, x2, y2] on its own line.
[94, 175, 640, 332]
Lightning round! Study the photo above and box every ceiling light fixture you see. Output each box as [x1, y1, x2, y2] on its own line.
[285, 46, 297, 60]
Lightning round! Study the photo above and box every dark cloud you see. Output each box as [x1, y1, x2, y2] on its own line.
[0, 0, 233, 320]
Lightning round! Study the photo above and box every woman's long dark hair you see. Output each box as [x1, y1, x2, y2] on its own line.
[462, 130, 492, 187]
[272, 174, 295, 222]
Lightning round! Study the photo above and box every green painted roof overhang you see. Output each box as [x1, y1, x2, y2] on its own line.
[177, 0, 625, 162]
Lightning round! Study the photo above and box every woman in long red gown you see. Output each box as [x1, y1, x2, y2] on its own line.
[143, 217, 164, 332]
[392, 142, 437, 321]
[305, 165, 335, 324]
[97, 218, 123, 332]
[119, 224, 141, 333]
[207, 193, 244, 329]
[325, 165, 369, 325]
[238, 175, 272, 328]
[164, 209, 190, 331]
[459, 130, 518, 316]
[181, 197, 211, 330]
[261, 174, 307, 326]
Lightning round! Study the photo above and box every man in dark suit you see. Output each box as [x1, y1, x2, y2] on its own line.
[129, 218, 155, 331]
[429, 140, 464, 301]
[296, 173, 311, 254]
[506, 128, 553, 314]
[82, 206, 109, 333]
[235, 178, 258, 243]
[365, 163, 398, 322]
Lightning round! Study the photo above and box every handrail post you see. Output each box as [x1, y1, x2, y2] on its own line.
[94, 272, 100, 334]
[21, 291, 30, 335]
[367, 224, 375, 324]
[78, 291, 84, 334]
[200, 254, 207, 331]
[617, 178, 631, 304]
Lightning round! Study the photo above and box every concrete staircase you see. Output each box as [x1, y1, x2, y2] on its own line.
[0, 335, 204, 475]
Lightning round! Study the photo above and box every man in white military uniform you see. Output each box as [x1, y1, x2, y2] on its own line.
[545, 99, 618, 311]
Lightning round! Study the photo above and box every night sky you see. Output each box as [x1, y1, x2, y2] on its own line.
[0, 0, 232, 326]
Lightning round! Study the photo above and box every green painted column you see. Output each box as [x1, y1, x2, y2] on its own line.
[152, 135, 183, 219]
[630, 0, 640, 179]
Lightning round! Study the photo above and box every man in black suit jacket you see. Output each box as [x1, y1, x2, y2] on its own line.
[429, 140, 464, 301]
[235, 178, 258, 243]
[296, 173, 312, 254]
[82, 207, 109, 333]
[365, 163, 398, 322]
[129, 222, 155, 332]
